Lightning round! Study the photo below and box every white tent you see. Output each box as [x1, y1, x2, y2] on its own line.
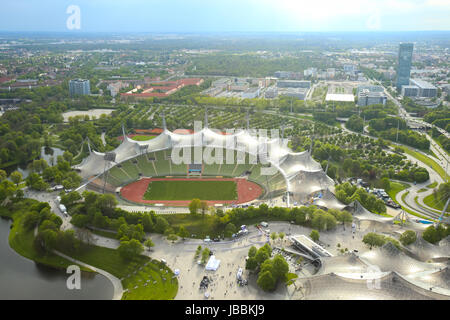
[205, 255, 221, 271]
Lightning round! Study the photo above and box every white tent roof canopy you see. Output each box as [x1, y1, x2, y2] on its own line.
[75, 124, 340, 207]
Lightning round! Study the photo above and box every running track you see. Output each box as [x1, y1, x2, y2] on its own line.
[120, 177, 263, 206]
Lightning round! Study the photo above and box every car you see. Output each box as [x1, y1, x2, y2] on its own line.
[204, 238, 212, 243]
[213, 238, 220, 242]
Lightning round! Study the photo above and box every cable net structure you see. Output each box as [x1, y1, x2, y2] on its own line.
[74, 119, 337, 206]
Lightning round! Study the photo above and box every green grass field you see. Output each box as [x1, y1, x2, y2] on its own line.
[423, 194, 450, 213]
[131, 135, 156, 141]
[143, 180, 237, 201]
[62, 244, 178, 300]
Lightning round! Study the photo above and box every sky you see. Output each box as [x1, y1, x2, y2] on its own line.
[0, 0, 450, 33]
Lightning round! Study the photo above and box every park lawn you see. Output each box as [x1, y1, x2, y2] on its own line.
[64, 244, 178, 300]
[131, 135, 156, 141]
[88, 228, 118, 239]
[0, 199, 90, 272]
[143, 180, 237, 201]
[164, 214, 221, 238]
[396, 145, 449, 181]
[423, 194, 450, 213]
[387, 181, 410, 203]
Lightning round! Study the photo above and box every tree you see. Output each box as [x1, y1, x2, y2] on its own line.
[272, 254, 289, 281]
[224, 223, 236, 238]
[118, 239, 144, 260]
[22, 211, 40, 230]
[200, 200, 209, 217]
[177, 226, 189, 240]
[61, 191, 82, 207]
[255, 247, 270, 265]
[154, 216, 169, 234]
[399, 230, 417, 246]
[337, 211, 353, 230]
[362, 232, 386, 249]
[422, 226, 440, 244]
[167, 233, 178, 243]
[189, 198, 201, 215]
[63, 151, 74, 165]
[248, 246, 257, 258]
[270, 232, 277, 243]
[257, 270, 276, 292]
[246, 257, 258, 271]
[278, 232, 285, 244]
[201, 247, 211, 264]
[380, 177, 390, 191]
[310, 230, 320, 242]
[144, 238, 155, 249]
[9, 171, 22, 186]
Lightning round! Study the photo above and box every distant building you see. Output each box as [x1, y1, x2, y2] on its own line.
[242, 87, 260, 99]
[265, 87, 278, 99]
[356, 85, 386, 106]
[304, 67, 317, 78]
[283, 88, 308, 100]
[69, 79, 90, 97]
[401, 85, 420, 97]
[356, 85, 384, 95]
[277, 80, 311, 89]
[396, 43, 414, 91]
[357, 90, 387, 107]
[409, 79, 437, 98]
[229, 81, 249, 92]
[274, 71, 302, 80]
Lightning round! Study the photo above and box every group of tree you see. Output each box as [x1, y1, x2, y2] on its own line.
[422, 224, 449, 244]
[0, 169, 23, 203]
[335, 182, 386, 214]
[21, 201, 82, 255]
[423, 108, 450, 132]
[362, 232, 401, 250]
[245, 244, 290, 292]
[25, 153, 82, 191]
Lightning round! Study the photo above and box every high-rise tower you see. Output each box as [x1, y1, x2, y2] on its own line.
[396, 43, 413, 91]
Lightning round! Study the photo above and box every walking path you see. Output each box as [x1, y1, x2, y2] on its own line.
[54, 251, 124, 300]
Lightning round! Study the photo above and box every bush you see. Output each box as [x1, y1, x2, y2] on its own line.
[362, 232, 386, 248]
[399, 230, 417, 246]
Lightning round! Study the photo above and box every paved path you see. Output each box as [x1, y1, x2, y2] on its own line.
[54, 251, 124, 300]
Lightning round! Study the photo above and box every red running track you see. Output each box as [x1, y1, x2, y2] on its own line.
[120, 177, 263, 206]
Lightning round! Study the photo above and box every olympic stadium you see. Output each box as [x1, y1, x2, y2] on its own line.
[75, 112, 338, 209]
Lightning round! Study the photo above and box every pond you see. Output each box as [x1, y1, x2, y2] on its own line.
[0, 218, 114, 300]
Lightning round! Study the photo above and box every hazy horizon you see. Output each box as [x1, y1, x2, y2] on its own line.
[1, 0, 450, 33]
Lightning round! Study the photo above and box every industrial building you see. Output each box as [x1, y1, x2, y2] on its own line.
[69, 79, 90, 97]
